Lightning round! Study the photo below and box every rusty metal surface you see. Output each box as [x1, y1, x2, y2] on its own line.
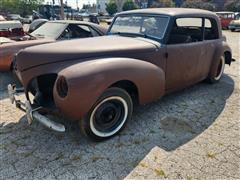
[0, 21, 108, 72]
[14, 9, 232, 122]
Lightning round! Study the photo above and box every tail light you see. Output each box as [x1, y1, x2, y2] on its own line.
[56, 76, 68, 98]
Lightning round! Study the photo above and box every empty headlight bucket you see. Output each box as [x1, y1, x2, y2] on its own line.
[56, 76, 68, 98]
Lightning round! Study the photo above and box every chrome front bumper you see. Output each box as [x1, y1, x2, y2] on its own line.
[7, 84, 65, 132]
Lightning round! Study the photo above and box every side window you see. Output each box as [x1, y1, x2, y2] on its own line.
[168, 17, 203, 44]
[60, 24, 98, 39]
[204, 18, 219, 40]
[77, 25, 100, 37]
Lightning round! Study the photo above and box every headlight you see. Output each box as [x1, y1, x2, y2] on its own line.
[56, 76, 68, 98]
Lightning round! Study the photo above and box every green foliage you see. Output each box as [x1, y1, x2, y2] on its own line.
[181, 0, 216, 11]
[122, 0, 138, 11]
[0, 0, 44, 16]
[224, 0, 240, 12]
[150, 0, 175, 8]
[105, 0, 118, 16]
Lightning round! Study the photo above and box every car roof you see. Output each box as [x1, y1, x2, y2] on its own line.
[32, 19, 48, 23]
[47, 20, 108, 35]
[0, 21, 22, 29]
[118, 8, 217, 18]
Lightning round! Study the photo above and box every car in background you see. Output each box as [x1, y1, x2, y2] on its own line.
[105, 18, 113, 25]
[0, 20, 108, 71]
[229, 13, 240, 32]
[28, 19, 48, 33]
[0, 15, 6, 21]
[0, 21, 25, 40]
[9, 8, 233, 141]
[23, 15, 33, 24]
[7, 14, 23, 22]
[216, 11, 235, 29]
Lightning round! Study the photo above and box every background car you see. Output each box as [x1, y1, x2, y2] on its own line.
[22, 15, 33, 24]
[28, 19, 48, 33]
[0, 20, 108, 71]
[0, 21, 25, 40]
[7, 14, 23, 22]
[216, 11, 235, 29]
[229, 13, 240, 32]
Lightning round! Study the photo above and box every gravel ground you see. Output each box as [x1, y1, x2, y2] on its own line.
[0, 31, 239, 180]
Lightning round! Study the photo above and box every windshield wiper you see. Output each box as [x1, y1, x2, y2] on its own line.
[110, 32, 153, 38]
[110, 31, 160, 41]
[110, 32, 142, 37]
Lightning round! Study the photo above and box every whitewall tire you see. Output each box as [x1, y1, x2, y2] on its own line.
[80, 87, 133, 141]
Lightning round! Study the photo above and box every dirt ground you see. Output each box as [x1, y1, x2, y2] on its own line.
[0, 31, 239, 179]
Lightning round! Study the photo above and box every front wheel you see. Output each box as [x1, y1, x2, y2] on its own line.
[207, 56, 225, 83]
[80, 87, 133, 141]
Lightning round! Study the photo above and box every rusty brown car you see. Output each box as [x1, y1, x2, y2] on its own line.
[8, 8, 233, 141]
[0, 20, 107, 71]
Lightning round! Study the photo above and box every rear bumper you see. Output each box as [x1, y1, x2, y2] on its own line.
[8, 84, 65, 132]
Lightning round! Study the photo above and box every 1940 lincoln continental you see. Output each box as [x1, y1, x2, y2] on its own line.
[8, 8, 233, 141]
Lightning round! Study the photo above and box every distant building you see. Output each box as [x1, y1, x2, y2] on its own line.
[96, 0, 109, 13]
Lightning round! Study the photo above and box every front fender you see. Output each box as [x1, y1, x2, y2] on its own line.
[53, 58, 165, 120]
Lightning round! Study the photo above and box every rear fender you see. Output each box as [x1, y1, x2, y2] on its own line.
[53, 58, 165, 120]
[209, 41, 232, 78]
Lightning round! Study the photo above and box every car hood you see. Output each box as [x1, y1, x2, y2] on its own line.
[16, 36, 158, 71]
[1, 38, 55, 53]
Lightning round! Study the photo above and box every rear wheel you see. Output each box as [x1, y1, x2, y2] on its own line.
[231, 29, 235, 32]
[207, 56, 225, 83]
[80, 87, 133, 141]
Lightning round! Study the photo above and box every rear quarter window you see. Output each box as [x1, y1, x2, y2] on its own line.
[176, 18, 202, 27]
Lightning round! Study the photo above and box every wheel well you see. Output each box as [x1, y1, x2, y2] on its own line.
[10, 62, 13, 71]
[27, 73, 57, 106]
[224, 51, 232, 65]
[110, 80, 139, 105]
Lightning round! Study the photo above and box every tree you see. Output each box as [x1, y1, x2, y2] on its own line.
[122, 0, 138, 11]
[115, 0, 125, 12]
[181, 0, 216, 11]
[0, 0, 44, 16]
[224, 0, 240, 12]
[105, 0, 118, 16]
[150, 0, 175, 8]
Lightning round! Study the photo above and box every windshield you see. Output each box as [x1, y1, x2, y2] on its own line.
[109, 15, 169, 40]
[31, 22, 66, 39]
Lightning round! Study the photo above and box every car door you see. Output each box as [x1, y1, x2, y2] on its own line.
[196, 18, 220, 79]
[165, 17, 205, 91]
